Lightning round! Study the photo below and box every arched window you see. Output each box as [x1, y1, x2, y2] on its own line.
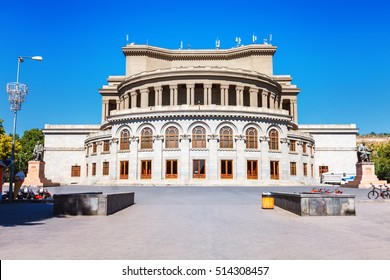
[192, 126, 206, 148]
[246, 128, 258, 149]
[269, 129, 279, 150]
[140, 128, 153, 149]
[165, 126, 179, 148]
[220, 126, 233, 149]
[120, 129, 130, 150]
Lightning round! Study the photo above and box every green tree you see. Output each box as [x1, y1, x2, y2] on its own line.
[371, 140, 390, 182]
[19, 128, 44, 174]
[0, 119, 22, 162]
[0, 118, 5, 135]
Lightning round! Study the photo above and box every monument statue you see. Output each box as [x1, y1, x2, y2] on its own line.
[33, 141, 44, 161]
[357, 142, 372, 162]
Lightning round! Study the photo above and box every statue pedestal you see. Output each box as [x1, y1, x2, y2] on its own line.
[345, 162, 386, 188]
[23, 161, 60, 187]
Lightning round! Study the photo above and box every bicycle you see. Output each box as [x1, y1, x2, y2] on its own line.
[381, 184, 390, 199]
[367, 183, 389, 199]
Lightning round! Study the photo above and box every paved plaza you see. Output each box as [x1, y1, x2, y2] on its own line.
[1, 186, 390, 260]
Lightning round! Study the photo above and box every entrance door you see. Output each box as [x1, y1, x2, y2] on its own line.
[270, 161, 279, 180]
[141, 160, 152, 179]
[120, 161, 129, 179]
[221, 160, 233, 179]
[166, 160, 178, 179]
[247, 160, 258, 179]
[193, 159, 206, 179]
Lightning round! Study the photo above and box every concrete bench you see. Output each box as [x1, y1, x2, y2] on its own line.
[53, 192, 134, 216]
[272, 192, 355, 216]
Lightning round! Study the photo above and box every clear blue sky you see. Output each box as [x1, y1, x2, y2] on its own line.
[1, 0, 389, 135]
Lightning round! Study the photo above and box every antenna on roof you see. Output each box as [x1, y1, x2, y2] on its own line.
[269, 34, 273, 45]
[216, 38, 220, 49]
[252, 34, 257, 44]
[126, 34, 129, 45]
[180, 41, 183, 50]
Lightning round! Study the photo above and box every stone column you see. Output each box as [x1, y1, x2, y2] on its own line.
[155, 86, 162, 106]
[130, 91, 137, 109]
[204, 84, 212, 105]
[236, 86, 244, 106]
[187, 83, 195, 105]
[290, 99, 298, 123]
[249, 88, 258, 108]
[140, 88, 149, 108]
[262, 90, 268, 108]
[293, 100, 298, 123]
[170, 85, 178, 106]
[275, 96, 280, 109]
[116, 99, 121, 112]
[102, 100, 109, 122]
[221, 85, 229, 106]
[124, 93, 130, 109]
[269, 93, 275, 109]
[186, 85, 191, 105]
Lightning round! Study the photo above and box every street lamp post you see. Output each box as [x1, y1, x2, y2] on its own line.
[6, 56, 42, 201]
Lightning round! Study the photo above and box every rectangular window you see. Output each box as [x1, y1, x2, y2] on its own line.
[270, 161, 279, 180]
[141, 160, 152, 179]
[303, 163, 308, 176]
[103, 140, 110, 152]
[92, 143, 97, 154]
[120, 161, 129, 179]
[289, 140, 296, 152]
[319, 165, 328, 178]
[86, 164, 88, 177]
[290, 162, 297, 176]
[221, 160, 233, 179]
[71, 165, 81, 177]
[102, 162, 109, 176]
[92, 163, 96, 176]
[311, 164, 314, 177]
[166, 160, 178, 179]
[247, 160, 258, 179]
[193, 159, 206, 179]
[302, 143, 307, 154]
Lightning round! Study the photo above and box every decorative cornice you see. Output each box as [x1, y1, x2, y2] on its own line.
[107, 109, 292, 125]
[122, 44, 277, 61]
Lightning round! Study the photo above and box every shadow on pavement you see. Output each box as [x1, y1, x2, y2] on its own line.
[0, 202, 56, 227]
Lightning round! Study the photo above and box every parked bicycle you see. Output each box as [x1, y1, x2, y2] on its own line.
[367, 183, 390, 199]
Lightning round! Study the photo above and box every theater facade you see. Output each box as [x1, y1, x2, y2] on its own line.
[43, 43, 358, 186]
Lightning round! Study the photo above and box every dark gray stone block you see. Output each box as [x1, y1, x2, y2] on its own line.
[273, 192, 355, 216]
[53, 192, 134, 216]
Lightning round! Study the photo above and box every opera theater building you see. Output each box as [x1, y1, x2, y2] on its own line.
[43, 43, 358, 186]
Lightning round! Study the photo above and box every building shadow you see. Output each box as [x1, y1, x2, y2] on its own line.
[0, 202, 56, 227]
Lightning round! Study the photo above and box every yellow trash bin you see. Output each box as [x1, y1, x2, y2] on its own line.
[262, 192, 274, 209]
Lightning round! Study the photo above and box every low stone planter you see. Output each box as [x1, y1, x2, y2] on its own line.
[53, 192, 134, 216]
[272, 192, 355, 216]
